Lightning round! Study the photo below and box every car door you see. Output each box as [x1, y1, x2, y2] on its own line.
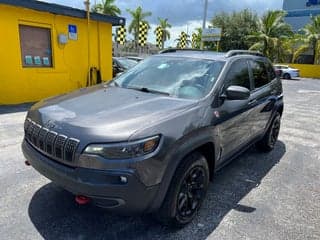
[217, 58, 255, 161]
[248, 59, 276, 138]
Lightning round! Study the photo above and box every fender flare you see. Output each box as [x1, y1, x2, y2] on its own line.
[148, 127, 219, 212]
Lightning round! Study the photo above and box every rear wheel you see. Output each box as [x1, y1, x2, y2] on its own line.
[257, 112, 281, 152]
[283, 73, 291, 79]
[156, 152, 209, 227]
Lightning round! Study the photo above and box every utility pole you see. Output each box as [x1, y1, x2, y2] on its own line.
[84, 0, 91, 86]
[200, 0, 208, 50]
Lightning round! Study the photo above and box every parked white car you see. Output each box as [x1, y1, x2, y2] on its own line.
[274, 65, 300, 79]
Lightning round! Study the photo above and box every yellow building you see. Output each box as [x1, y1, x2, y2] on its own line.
[0, 0, 125, 104]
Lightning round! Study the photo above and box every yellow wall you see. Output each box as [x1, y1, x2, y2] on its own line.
[288, 64, 320, 79]
[0, 4, 113, 105]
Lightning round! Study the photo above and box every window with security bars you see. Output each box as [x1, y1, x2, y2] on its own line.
[19, 24, 53, 68]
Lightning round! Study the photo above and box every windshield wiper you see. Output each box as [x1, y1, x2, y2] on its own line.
[126, 87, 170, 96]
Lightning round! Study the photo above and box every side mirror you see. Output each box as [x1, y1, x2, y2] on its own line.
[225, 85, 250, 100]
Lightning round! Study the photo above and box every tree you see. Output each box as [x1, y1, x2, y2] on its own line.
[248, 10, 292, 61]
[154, 18, 172, 49]
[91, 0, 121, 16]
[127, 6, 152, 46]
[192, 28, 202, 49]
[211, 9, 258, 51]
[295, 16, 320, 64]
[280, 34, 308, 63]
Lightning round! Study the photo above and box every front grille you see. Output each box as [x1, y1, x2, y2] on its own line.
[64, 138, 79, 162]
[24, 118, 80, 163]
[54, 135, 67, 159]
[46, 131, 57, 155]
[38, 128, 49, 151]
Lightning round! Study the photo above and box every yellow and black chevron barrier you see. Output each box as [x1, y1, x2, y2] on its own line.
[116, 26, 126, 45]
[192, 33, 197, 48]
[138, 22, 148, 46]
[156, 26, 163, 49]
[179, 32, 188, 49]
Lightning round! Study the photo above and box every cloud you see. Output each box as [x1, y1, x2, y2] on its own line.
[116, 0, 283, 25]
[40, 0, 283, 46]
[41, 0, 283, 25]
[40, 0, 83, 8]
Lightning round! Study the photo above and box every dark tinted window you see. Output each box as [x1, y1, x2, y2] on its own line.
[251, 60, 269, 88]
[265, 62, 276, 80]
[225, 60, 250, 90]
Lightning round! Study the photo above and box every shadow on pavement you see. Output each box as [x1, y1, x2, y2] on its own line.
[28, 141, 286, 240]
[0, 103, 34, 114]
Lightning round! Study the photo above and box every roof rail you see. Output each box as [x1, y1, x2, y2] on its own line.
[159, 48, 203, 54]
[226, 50, 264, 58]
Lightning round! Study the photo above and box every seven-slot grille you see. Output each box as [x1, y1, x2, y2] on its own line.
[24, 118, 80, 162]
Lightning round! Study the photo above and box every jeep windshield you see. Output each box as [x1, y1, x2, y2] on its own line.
[113, 56, 225, 99]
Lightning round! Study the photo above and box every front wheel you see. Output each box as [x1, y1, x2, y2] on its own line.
[156, 152, 209, 227]
[257, 112, 281, 152]
[283, 73, 291, 79]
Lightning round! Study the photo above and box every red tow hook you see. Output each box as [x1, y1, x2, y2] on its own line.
[25, 160, 31, 166]
[75, 195, 91, 205]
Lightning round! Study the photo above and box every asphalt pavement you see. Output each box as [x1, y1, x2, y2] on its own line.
[0, 78, 319, 240]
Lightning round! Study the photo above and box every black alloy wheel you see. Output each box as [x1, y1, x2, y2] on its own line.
[156, 152, 209, 227]
[268, 116, 280, 148]
[257, 112, 281, 152]
[177, 166, 206, 219]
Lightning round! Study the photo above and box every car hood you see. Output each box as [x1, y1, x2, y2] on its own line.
[28, 84, 198, 142]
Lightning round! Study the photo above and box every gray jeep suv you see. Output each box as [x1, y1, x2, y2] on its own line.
[22, 49, 283, 227]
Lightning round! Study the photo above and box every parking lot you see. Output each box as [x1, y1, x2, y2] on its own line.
[0, 78, 319, 240]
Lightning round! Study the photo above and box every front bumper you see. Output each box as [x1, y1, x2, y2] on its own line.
[290, 72, 300, 78]
[22, 139, 159, 214]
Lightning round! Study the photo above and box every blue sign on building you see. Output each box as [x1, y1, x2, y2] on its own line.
[284, 0, 320, 31]
[68, 24, 77, 40]
[306, 0, 319, 7]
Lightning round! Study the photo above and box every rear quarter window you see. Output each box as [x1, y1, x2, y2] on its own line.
[265, 62, 276, 80]
[250, 60, 270, 89]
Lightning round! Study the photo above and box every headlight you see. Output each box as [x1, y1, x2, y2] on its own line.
[83, 135, 160, 159]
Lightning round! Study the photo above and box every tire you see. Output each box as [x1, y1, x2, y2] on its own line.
[256, 112, 281, 152]
[155, 152, 209, 227]
[283, 73, 291, 79]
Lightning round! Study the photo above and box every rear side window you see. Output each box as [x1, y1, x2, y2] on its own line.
[250, 60, 270, 89]
[265, 62, 276, 80]
[225, 60, 251, 90]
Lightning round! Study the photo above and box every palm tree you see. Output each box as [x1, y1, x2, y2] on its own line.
[248, 10, 292, 61]
[127, 6, 152, 46]
[154, 18, 172, 49]
[278, 34, 308, 63]
[211, 9, 258, 51]
[91, 0, 121, 16]
[295, 16, 320, 64]
[192, 28, 202, 49]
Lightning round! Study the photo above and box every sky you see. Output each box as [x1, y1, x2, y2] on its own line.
[41, 0, 283, 47]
